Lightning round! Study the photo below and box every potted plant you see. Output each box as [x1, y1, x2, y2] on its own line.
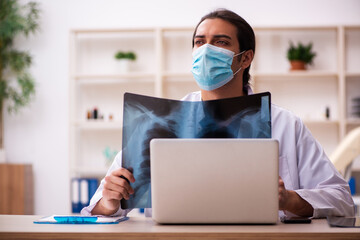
[287, 41, 316, 70]
[114, 51, 137, 72]
[0, 0, 40, 162]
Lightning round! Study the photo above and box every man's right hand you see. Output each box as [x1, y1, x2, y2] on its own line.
[91, 168, 135, 216]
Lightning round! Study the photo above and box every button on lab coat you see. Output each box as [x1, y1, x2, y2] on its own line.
[82, 91, 354, 218]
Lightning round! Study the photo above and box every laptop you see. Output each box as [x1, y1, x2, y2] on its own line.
[150, 138, 279, 224]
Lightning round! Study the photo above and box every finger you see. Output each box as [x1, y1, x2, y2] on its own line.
[278, 188, 286, 206]
[278, 186, 286, 196]
[109, 176, 134, 195]
[103, 183, 130, 200]
[104, 176, 134, 196]
[104, 177, 127, 193]
[279, 194, 284, 203]
[111, 168, 136, 183]
[113, 170, 136, 183]
[278, 177, 284, 184]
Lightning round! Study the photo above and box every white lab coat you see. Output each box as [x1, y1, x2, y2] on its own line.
[82, 90, 355, 218]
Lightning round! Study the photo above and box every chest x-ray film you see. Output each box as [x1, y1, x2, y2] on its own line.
[121, 92, 271, 209]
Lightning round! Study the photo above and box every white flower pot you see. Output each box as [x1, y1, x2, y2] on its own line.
[117, 59, 131, 73]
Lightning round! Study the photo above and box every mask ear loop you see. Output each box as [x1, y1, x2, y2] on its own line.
[233, 50, 246, 58]
[233, 50, 246, 76]
[233, 67, 242, 76]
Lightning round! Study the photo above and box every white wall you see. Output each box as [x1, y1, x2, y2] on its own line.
[4, 0, 360, 215]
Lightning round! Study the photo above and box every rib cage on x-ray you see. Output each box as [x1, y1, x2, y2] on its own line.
[121, 92, 271, 209]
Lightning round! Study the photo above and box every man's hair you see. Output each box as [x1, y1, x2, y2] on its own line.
[192, 9, 255, 95]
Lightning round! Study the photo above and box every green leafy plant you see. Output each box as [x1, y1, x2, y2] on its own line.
[114, 51, 136, 61]
[287, 41, 316, 65]
[0, 0, 40, 113]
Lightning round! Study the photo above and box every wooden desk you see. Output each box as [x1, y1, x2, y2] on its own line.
[1, 215, 360, 240]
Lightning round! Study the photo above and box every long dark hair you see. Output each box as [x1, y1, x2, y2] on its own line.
[192, 9, 255, 95]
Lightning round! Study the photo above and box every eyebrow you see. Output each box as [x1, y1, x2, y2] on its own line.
[194, 34, 232, 40]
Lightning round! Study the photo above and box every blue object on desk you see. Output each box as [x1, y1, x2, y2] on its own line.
[349, 177, 356, 195]
[54, 216, 98, 224]
[34, 215, 128, 224]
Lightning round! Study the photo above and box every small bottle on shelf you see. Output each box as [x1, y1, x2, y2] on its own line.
[93, 107, 98, 119]
[325, 106, 330, 120]
[86, 110, 92, 119]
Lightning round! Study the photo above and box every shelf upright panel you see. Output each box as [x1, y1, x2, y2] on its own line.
[344, 26, 360, 134]
[338, 26, 346, 139]
[68, 30, 78, 214]
[155, 27, 164, 97]
[69, 30, 79, 179]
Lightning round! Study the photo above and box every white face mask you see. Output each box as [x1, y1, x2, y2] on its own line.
[191, 44, 245, 91]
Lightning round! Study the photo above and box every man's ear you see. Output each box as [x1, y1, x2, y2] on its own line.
[240, 50, 254, 69]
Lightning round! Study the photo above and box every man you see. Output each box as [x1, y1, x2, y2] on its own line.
[82, 9, 354, 218]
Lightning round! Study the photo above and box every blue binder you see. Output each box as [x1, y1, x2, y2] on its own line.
[71, 178, 99, 213]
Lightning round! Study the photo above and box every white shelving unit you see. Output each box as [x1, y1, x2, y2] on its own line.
[252, 26, 360, 155]
[69, 26, 360, 181]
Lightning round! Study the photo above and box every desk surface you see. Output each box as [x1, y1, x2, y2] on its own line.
[1, 215, 360, 240]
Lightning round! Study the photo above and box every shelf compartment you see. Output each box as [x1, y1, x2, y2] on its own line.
[345, 76, 360, 119]
[73, 31, 156, 76]
[74, 130, 122, 176]
[345, 27, 360, 73]
[253, 28, 337, 73]
[74, 82, 155, 122]
[254, 77, 339, 123]
[162, 30, 193, 74]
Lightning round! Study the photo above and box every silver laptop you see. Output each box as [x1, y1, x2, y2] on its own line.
[150, 138, 279, 224]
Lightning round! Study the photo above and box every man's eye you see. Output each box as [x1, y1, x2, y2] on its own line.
[216, 40, 228, 46]
[194, 40, 204, 46]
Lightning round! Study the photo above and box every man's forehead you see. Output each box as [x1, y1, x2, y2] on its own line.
[196, 18, 237, 38]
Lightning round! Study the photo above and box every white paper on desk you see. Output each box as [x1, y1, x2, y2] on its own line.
[34, 215, 127, 224]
